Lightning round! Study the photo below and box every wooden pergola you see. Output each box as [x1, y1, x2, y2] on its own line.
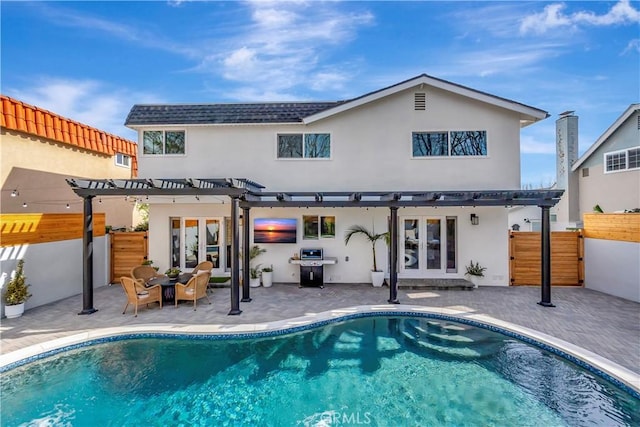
[67, 178, 563, 315]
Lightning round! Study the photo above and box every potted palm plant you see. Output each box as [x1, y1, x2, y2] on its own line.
[247, 245, 266, 288]
[4, 259, 31, 318]
[344, 225, 388, 287]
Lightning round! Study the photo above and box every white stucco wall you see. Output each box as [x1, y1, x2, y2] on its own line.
[148, 203, 511, 286]
[583, 238, 640, 303]
[0, 236, 109, 317]
[577, 167, 640, 216]
[135, 85, 523, 192]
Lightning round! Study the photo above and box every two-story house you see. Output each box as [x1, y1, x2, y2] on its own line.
[121, 74, 555, 289]
[555, 104, 639, 225]
[1, 95, 138, 229]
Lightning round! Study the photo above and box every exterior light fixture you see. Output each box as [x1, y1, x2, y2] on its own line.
[66, 203, 70, 209]
[11, 189, 18, 197]
[22, 202, 27, 208]
[470, 213, 479, 225]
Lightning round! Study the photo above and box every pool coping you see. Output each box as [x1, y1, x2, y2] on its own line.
[1, 304, 639, 395]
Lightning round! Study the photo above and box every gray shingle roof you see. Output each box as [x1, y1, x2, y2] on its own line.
[125, 102, 344, 126]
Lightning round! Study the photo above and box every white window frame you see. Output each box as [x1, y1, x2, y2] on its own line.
[141, 129, 187, 156]
[604, 146, 640, 174]
[276, 133, 332, 160]
[115, 153, 131, 167]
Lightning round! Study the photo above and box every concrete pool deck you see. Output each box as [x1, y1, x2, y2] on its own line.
[1, 284, 638, 388]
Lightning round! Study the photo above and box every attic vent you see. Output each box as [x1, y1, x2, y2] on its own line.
[414, 92, 426, 110]
[637, 114, 640, 130]
[582, 167, 589, 177]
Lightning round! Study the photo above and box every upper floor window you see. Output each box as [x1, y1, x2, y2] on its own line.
[143, 130, 185, 155]
[277, 133, 330, 159]
[115, 153, 130, 167]
[412, 131, 487, 157]
[604, 146, 640, 173]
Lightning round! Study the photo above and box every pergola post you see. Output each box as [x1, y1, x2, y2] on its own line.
[538, 205, 555, 307]
[388, 206, 400, 304]
[228, 196, 242, 315]
[241, 206, 251, 302]
[79, 195, 98, 315]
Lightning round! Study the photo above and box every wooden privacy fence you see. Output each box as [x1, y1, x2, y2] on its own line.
[110, 231, 148, 283]
[1, 213, 105, 246]
[583, 213, 640, 243]
[509, 231, 584, 286]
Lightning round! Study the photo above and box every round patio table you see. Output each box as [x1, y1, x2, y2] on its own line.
[146, 275, 175, 303]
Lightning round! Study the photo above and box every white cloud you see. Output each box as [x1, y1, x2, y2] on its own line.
[213, 1, 374, 97]
[573, 0, 640, 25]
[520, 0, 640, 35]
[622, 38, 640, 54]
[8, 78, 162, 139]
[35, 3, 199, 59]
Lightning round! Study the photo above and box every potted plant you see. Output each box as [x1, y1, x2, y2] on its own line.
[261, 265, 274, 288]
[165, 267, 181, 279]
[249, 265, 262, 288]
[4, 259, 32, 318]
[142, 259, 159, 272]
[246, 245, 266, 287]
[344, 225, 389, 287]
[465, 260, 486, 288]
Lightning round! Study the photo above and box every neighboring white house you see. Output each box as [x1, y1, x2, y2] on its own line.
[124, 74, 550, 287]
[565, 104, 640, 222]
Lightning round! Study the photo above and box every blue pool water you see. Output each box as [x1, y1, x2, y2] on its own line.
[1, 316, 638, 426]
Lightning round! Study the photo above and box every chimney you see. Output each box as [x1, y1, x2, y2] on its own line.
[555, 111, 579, 223]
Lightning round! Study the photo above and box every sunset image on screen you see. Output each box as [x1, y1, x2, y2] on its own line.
[254, 218, 297, 243]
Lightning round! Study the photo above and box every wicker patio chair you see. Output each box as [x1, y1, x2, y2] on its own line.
[120, 276, 162, 317]
[131, 265, 164, 286]
[174, 271, 211, 310]
[171, 261, 215, 292]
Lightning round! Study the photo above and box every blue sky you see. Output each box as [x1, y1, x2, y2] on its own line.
[2, 1, 638, 187]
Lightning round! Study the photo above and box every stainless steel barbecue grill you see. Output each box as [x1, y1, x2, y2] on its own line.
[290, 248, 337, 288]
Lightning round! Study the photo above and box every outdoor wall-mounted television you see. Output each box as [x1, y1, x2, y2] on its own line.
[254, 218, 297, 244]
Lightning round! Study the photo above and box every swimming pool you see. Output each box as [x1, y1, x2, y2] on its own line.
[2, 314, 639, 426]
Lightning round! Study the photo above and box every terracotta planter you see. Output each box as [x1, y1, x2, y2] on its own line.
[5, 302, 25, 319]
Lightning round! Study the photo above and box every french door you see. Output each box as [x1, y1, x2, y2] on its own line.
[171, 217, 224, 274]
[400, 216, 457, 277]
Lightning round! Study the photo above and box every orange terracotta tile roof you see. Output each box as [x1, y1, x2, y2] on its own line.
[1, 94, 138, 176]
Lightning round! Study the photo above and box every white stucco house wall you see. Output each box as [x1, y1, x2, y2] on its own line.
[124, 74, 550, 287]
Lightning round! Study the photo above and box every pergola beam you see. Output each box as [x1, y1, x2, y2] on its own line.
[67, 178, 564, 315]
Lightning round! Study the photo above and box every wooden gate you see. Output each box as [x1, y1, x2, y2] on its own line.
[110, 231, 148, 283]
[509, 231, 584, 286]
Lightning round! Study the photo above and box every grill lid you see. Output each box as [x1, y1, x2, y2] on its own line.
[300, 248, 323, 260]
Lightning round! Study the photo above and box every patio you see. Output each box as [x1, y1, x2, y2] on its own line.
[1, 284, 639, 377]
